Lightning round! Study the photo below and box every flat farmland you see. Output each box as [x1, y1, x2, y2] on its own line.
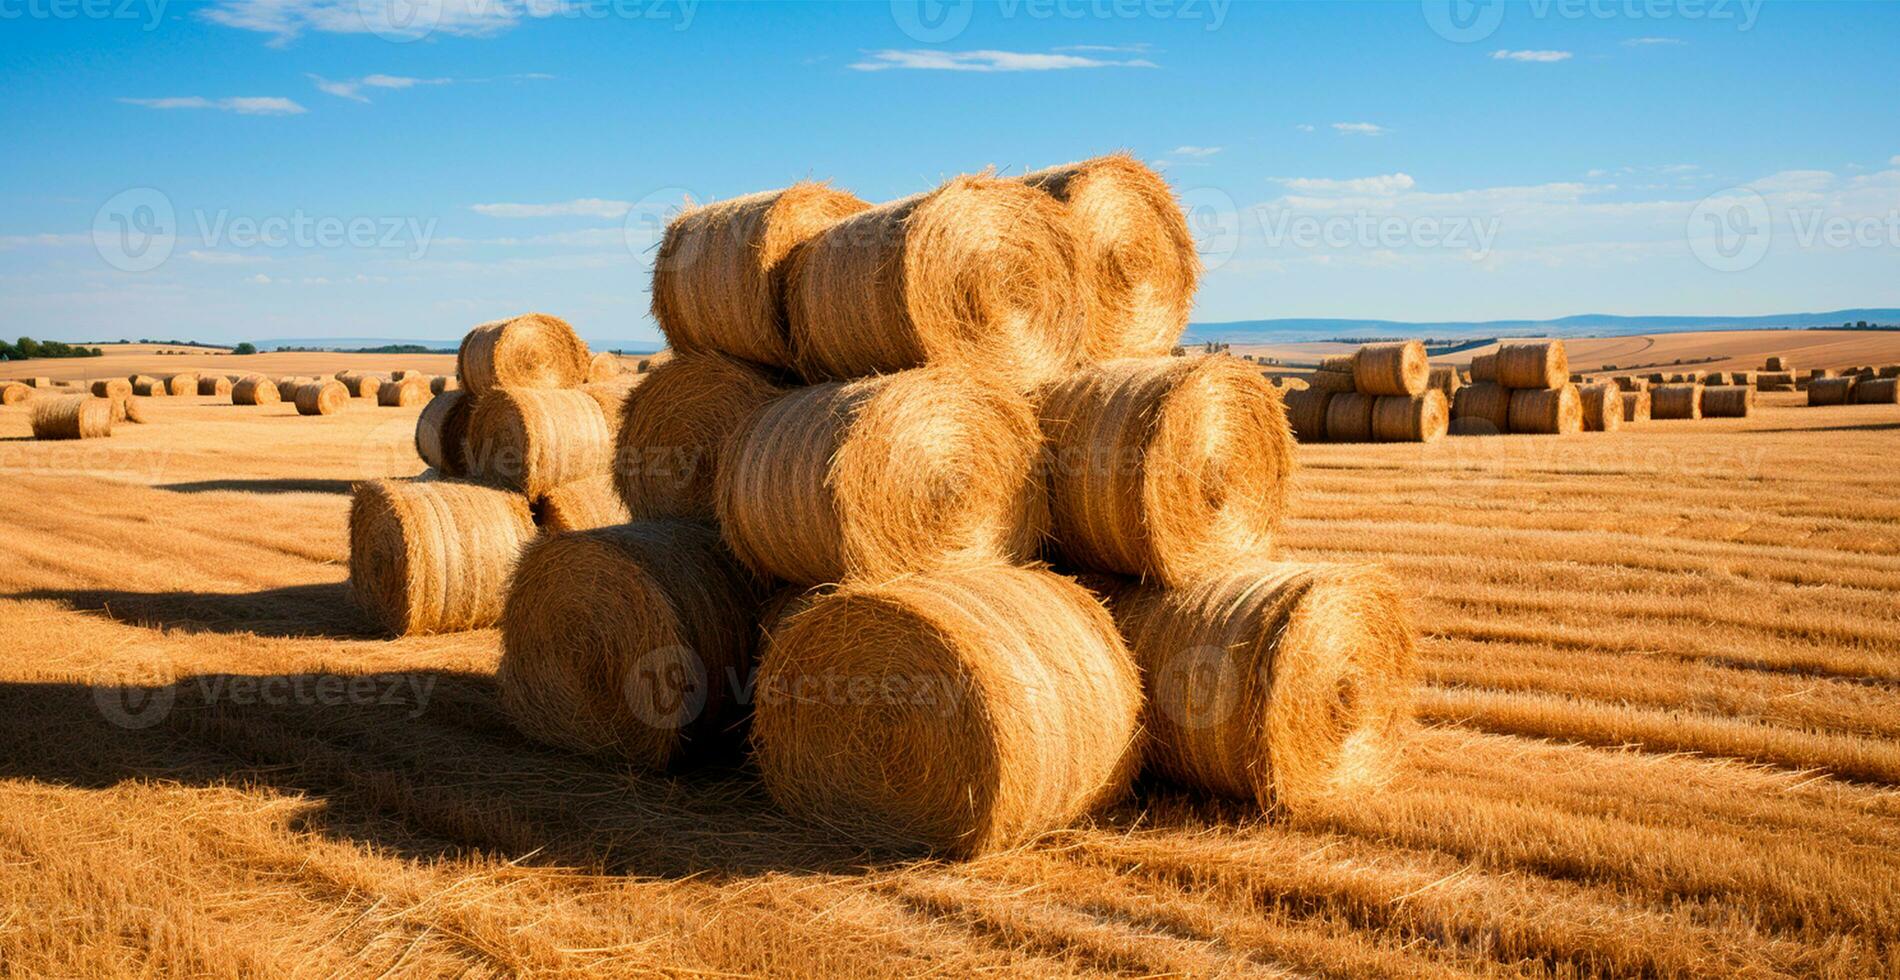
[1236, 328, 1900, 374]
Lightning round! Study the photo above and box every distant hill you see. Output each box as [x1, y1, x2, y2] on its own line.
[1186, 309, 1900, 344]
[256, 337, 664, 354]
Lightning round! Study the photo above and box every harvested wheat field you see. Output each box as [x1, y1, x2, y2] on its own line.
[1, 382, 1896, 976]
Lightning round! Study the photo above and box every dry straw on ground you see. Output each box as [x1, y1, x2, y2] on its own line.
[1701, 385, 1754, 418]
[414, 391, 471, 477]
[1651, 383, 1704, 420]
[752, 565, 1141, 858]
[90, 379, 131, 400]
[377, 374, 431, 407]
[231, 376, 279, 405]
[789, 173, 1083, 390]
[0, 382, 27, 406]
[1622, 389, 1652, 422]
[532, 474, 632, 533]
[1020, 154, 1197, 359]
[464, 388, 612, 497]
[651, 183, 869, 369]
[197, 376, 232, 397]
[457, 313, 592, 395]
[1496, 342, 1568, 390]
[1450, 382, 1512, 435]
[348, 478, 536, 636]
[1099, 562, 1416, 810]
[1578, 383, 1624, 432]
[613, 352, 784, 522]
[294, 381, 348, 416]
[1352, 341, 1428, 397]
[1282, 387, 1333, 442]
[717, 366, 1048, 586]
[1323, 391, 1377, 443]
[1854, 377, 1900, 404]
[1370, 391, 1448, 443]
[1508, 385, 1582, 434]
[1040, 356, 1293, 587]
[497, 520, 764, 767]
[29, 395, 111, 440]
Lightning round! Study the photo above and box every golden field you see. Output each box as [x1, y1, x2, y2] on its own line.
[1237, 327, 1900, 374]
[1, 342, 1898, 976]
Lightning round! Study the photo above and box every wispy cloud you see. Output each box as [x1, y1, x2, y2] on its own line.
[849, 49, 1158, 72]
[1891, 155, 1899, 166]
[1623, 37, 1686, 46]
[187, 250, 270, 265]
[1053, 43, 1152, 54]
[203, 0, 555, 44]
[1156, 145, 1221, 168]
[119, 96, 306, 115]
[307, 73, 454, 102]
[469, 199, 633, 219]
[1492, 49, 1573, 63]
[1279, 174, 1416, 196]
[1295, 123, 1315, 133]
[1332, 122, 1386, 137]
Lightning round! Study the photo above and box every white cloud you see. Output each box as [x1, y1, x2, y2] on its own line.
[120, 96, 306, 115]
[248, 274, 272, 284]
[1279, 173, 1416, 196]
[1492, 49, 1573, 63]
[0, 233, 89, 250]
[187, 250, 270, 265]
[1169, 146, 1221, 158]
[470, 198, 632, 219]
[1891, 155, 1900, 166]
[203, 0, 554, 44]
[1332, 122, 1386, 137]
[308, 73, 455, 102]
[1623, 37, 1686, 46]
[1586, 168, 1609, 178]
[849, 49, 1158, 72]
[1295, 124, 1315, 133]
[1054, 44, 1152, 54]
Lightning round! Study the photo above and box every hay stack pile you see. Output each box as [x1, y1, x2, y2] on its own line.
[1449, 341, 1585, 435]
[1282, 341, 1447, 443]
[479, 158, 1417, 858]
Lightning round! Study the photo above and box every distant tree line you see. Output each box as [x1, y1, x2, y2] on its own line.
[0, 337, 105, 360]
[1831, 321, 1899, 331]
[271, 343, 453, 355]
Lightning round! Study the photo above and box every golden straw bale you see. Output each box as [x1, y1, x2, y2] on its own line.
[651, 183, 870, 369]
[1495, 341, 1568, 389]
[1808, 368, 1835, 381]
[752, 565, 1142, 858]
[1322, 391, 1377, 443]
[110, 396, 147, 424]
[1611, 375, 1645, 392]
[1763, 355, 1788, 371]
[1275, 375, 1309, 392]
[614, 352, 785, 522]
[1807, 377, 1854, 406]
[1450, 382, 1511, 435]
[1370, 390, 1448, 443]
[336, 372, 382, 400]
[165, 373, 197, 396]
[349, 478, 537, 636]
[586, 351, 625, 383]
[231, 376, 280, 405]
[1020, 154, 1197, 359]
[21, 376, 53, 388]
[431, 375, 459, 395]
[132, 376, 168, 397]
[294, 380, 349, 416]
[1469, 352, 1498, 383]
[1621, 389, 1651, 422]
[498, 520, 765, 766]
[1318, 354, 1356, 374]
[274, 377, 306, 401]
[1305, 368, 1356, 394]
[1507, 384, 1582, 434]
[1881, 365, 1900, 379]
[457, 312, 592, 395]
[788, 173, 1083, 390]
[90, 378, 132, 400]
[718, 367, 1047, 586]
[1728, 371, 1756, 386]
[0, 382, 27, 406]
[1282, 388, 1333, 442]
[579, 379, 639, 436]
[1701, 385, 1754, 418]
[197, 375, 232, 397]
[376, 374, 431, 407]
[1853, 377, 1900, 404]
[1650, 383, 1703, 420]
[1098, 562, 1416, 810]
[464, 388, 613, 498]
[532, 474, 633, 533]
[1039, 356, 1294, 587]
[415, 391, 471, 476]
[1427, 365, 1461, 400]
[1756, 371, 1795, 391]
[1578, 383, 1623, 432]
[1352, 340, 1428, 396]
[29, 395, 112, 440]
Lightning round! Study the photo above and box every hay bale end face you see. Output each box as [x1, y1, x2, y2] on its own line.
[1621, 389, 1652, 423]
[91, 378, 132, 400]
[457, 312, 592, 395]
[718, 366, 1048, 586]
[376, 374, 431, 407]
[1427, 365, 1461, 400]
[1322, 391, 1377, 443]
[614, 352, 785, 523]
[532, 474, 632, 533]
[1370, 390, 1448, 443]
[586, 351, 626, 383]
[29, 395, 112, 440]
[1701, 385, 1754, 418]
[336, 372, 383, 400]
[1578, 383, 1623, 432]
[231, 376, 280, 405]
[464, 388, 613, 498]
[165, 373, 198, 397]
[1507, 384, 1582, 434]
[294, 380, 349, 416]
[132, 376, 168, 397]
[752, 565, 1142, 858]
[1650, 383, 1704, 420]
[1352, 340, 1429, 397]
[414, 390, 472, 476]
[1495, 341, 1568, 390]
[1040, 356, 1294, 587]
[0, 382, 28, 406]
[349, 479, 537, 636]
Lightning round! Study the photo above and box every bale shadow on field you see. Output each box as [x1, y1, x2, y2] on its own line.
[158, 478, 357, 495]
[6, 582, 379, 639]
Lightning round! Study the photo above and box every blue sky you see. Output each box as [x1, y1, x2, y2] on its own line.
[3, 0, 1897, 347]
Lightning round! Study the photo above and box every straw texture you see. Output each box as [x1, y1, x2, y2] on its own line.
[1450, 383, 1512, 436]
[294, 381, 348, 416]
[457, 312, 592, 395]
[348, 478, 537, 636]
[464, 388, 613, 497]
[1352, 341, 1429, 397]
[1495, 342, 1568, 390]
[414, 391, 471, 477]
[1370, 391, 1448, 443]
[614, 352, 785, 522]
[29, 395, 112, 440]
[1651, 383, 1704, 420]
[1578, 383, 1623, 432]
[1507, 384, 1583, 434]
[231, 376, 280, 405]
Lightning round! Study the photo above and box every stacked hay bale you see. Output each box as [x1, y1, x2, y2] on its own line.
[1283, 341, 1447, 444]
[1756, 371, 1796, 392]
[1853, 377, 1900, 404]
[1701, 385, 1754, 418]
[1652, 382, 1704, 420]
[1450, 341, 1583, 435]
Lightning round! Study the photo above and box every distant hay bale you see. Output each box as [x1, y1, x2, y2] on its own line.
[1306, 368, 1357, 394]
[131, 376, 167, 397]
[1853, 377, 1900, 404]
[1809, 368, 1835, 380]
[1451, 382, 1513, 436]
[111, 396, 146, 424]
[457, 312, 592, 395]
[0, 382, 27, 406]
[613, 352, 785, 522]
[1318, 354, 1356, 373]
[1763, 355, 1788, 371]
[1756, 371, 1795, 391]
[1880, 365, 1900, 379]
[1495, 341, 1568, 389]
[1427, 365, 1461, 400]
[1469, 352, 1498, 383]
[376, 374, 431, 407]
[1370, 391, 1448, 443]
[21, 376, 53, 388]
[788, 173, 1083, 390]
[1646, 372, 1668, 385]
[752, 565, 1141, 857]
[1351, 341, 1428, 396]
[1322, 391, 1377, 443]
[29, 395, 112, 440]
[274, 377, 306, 401]
[651, 183, 870, 369]
[1039, 356, 1294, 587]
[1021, 154, 1197, 359]
[349, 478, 537, 636]
[294, 380, 349, 416]
[1701, 385, 1754, 418]
[1508, 384, 1582, 434]
[1282, 388, 1333, 442]
[1651, 383, 1703, 420]
[231, 376, 280, 405]
[1611, 376, 1643, 392]
[197, 375, 232, 397]
[498, 520, 764, 766]
[1621, 389, 1651, 422]
[165, 373, 197, 396]
[414, 390, 472, 476]
[1807, 377, 1854, 406]
[464, 388, 612, 497]
[336, 372, 382, 400]
[430, 375, 459, 395]
[1274, 375, 1309, 391]
[1728, 371, 1756, 387]
[586, 351, 625, 383]
[1578, 383, 1623, 432]
[1100, 562, 1416, 810]
[532, 474, 633, 533]
[718, 366, 1047, 586]
[90, 378, 132, 400]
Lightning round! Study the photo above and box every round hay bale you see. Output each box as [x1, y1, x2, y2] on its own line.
[751, 565, 1142, 857]
[21, 376, 53, 388]
[1370, 390, 1448, 443]
[90, 378, 132, 400]
[1880, 364, 1900, 379]
[111, 396, 147, 424]
[1100, 562, 1416, 810]
[1020, 154, 1197, 359]
[464, 388, 613, 497]
[336, 372, 382, 400]
[651, 183, 870, 369]
[531, 474, 631, 533]
[1650, 383, 1703, 420]
[1764, 355, 1788, 371]
[1809, 368, 1835, 380]
[1495, 341, 1567, 390]
[1808, 377, 1855, 406]
[1352, 340, 1428, 397]
[349, 478, 537, 636]
[1728, 371, 1756, 387]
[498, 520, 764, 767]
[1701, 385, 1753, 418]
[0, 382, 28, 406]
[788, 173, 1083, 390]
[415, 390, 472, 476]
[1322, 391, 1377, 443]
[430, 375, 459, 395]
[1469, 352, 1498, 384]
[376, 374, 431, 407]
[294, 380, 349, 416]
[165, 373, 198, 396]
[1450, 382, 1511, 435]
[1507, 384, 1582, 434]
[1427, 365, 1461, 400]
[1039, 356, 1294, 587]
[613, 352, 785, 522]
[1282, 387, 1333, 442]
[1611, 375, 1644, 392]
[274, 376, 307, 401]
[1755, 371, 1795, 391]
[1852, 377, 1900, 404]
[197, 375, 232, 397]
[132, 376, 168, 397]
[1621, 390, 1651, 423]
[718, 366, 1048, 586]
[457, 312, 592, 395]
[29, 395, 112, 440]
[586, 351, 626, 382]
[1305, 368, 1357, 394]
[231, 376, 280, 405]
[578, 379, 638, 434]
[1275, 375, 1310, 392]
[1318, 354, 1356, 374]
[1577, 383, 1623, 432]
